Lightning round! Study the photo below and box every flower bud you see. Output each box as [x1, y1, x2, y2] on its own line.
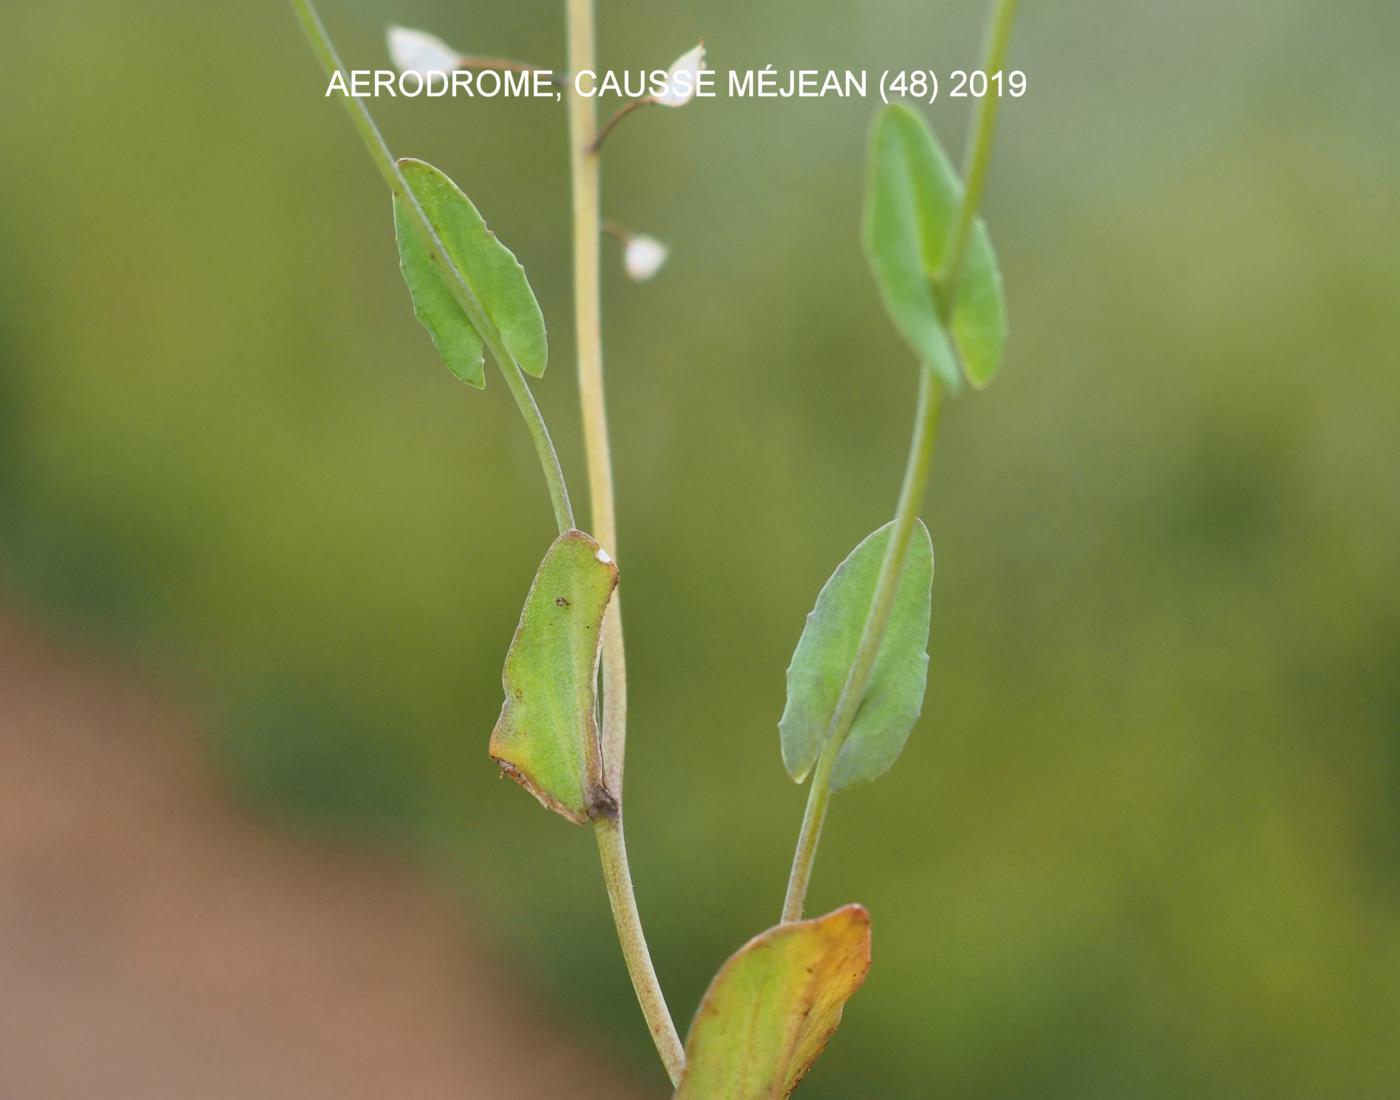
[655, 43, 706, 108]
[386, 25, 462, 78]
[624, 235, 669, 281]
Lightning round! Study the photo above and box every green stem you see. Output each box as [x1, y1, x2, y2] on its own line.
[781, 367, 944, 922]
[590, 97, 656, 154]
[289, 0, 574, 533]
[938, 0, 1020, 290]
[497, 362, 575, 535]
[564, 0, 627, 797]
[564, 0, 684, 1082]
[595, 816, 686, 1084]
[780, 0, 1018, 924]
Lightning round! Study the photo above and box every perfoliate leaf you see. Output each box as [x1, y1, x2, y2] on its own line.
[674, 905, 872, 1100]
[780, 520, 933, 791]
[393, 157, 548, 386]
[489, 530, 617, 824]
[862, 103, 1008, 389]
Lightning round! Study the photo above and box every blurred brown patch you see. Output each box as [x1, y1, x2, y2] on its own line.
[0, 610, 647, 1100]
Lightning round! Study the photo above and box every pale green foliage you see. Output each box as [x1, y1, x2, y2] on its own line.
[290, 1, 1019, 1090]
[394, 157, 548, 385]
[863, 104, 1007, 389]
[489, 530, 618, 824]
[780, 520, 934, 790]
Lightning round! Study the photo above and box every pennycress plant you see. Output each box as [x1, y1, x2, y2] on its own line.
[290, 0, 1018, 1094]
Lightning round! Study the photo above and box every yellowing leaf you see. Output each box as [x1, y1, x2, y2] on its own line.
[489, 530, 617, 824]
[675, 905, 872, 1100]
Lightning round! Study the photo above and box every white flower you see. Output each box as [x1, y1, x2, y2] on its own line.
[655, 42, 705, 108]
[387, 25, 461, 78]
[624, 235, 669, 281]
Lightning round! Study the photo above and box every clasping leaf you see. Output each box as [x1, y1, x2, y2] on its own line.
[393, 157, 548, 387]
[489, 530, 618, 824]
[863, 103, 1007, 389]
[674, 905, 872, 1099]
[780, 520, 933, 790]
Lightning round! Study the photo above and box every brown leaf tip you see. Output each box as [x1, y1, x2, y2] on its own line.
[492, 757, 591, 826]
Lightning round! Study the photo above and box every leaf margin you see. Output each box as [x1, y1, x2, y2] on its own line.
[488, 528, 618, 825]
[673, 903, 873, 1100]
[393, 156, 550, 385]
[861, 102, 1008, 390]
[779, 519, 934, 791]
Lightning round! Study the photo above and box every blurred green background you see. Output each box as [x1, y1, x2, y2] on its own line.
[3, 0, 1399, 1095]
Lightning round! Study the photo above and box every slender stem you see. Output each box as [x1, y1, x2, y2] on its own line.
[456, 55, 552, 75]
[565, 0, 684, 1080]
[780, 0, 1018, 924]
[296, 0, 673, 1075]
[590, 97, 656, 154]
[497, 357, 576, 533]
[290, 0, 574, 533]
[456, 57, 565, 92]
[595, 816, 686, 1084]
[781, 368, 944, 922]
[565, 0, 626, 792]
[938, 0, 1019, 289]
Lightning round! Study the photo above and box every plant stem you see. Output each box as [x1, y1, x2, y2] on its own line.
[590, 97, 655, 154]
[595, 816, 686, 1084]
[781, 367, 944, 922]
[565, 0, 685, 1082]
[564, 0, 626, 793]
[455, 56, 554, 76]
[938, 0, 1019, 289]
[289, 0, 574, 534]
[496, 357, 576, 534]
[780, 0, 1018, 923]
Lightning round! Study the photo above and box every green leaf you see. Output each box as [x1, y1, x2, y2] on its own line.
[393, 178, 483, 387]
[780, 520, 933, 791]
[393, 157, 548, 386]
[862, 103, 1008, 389]
[674, 905, 872, 1100]
[489, 530, 617, 824]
